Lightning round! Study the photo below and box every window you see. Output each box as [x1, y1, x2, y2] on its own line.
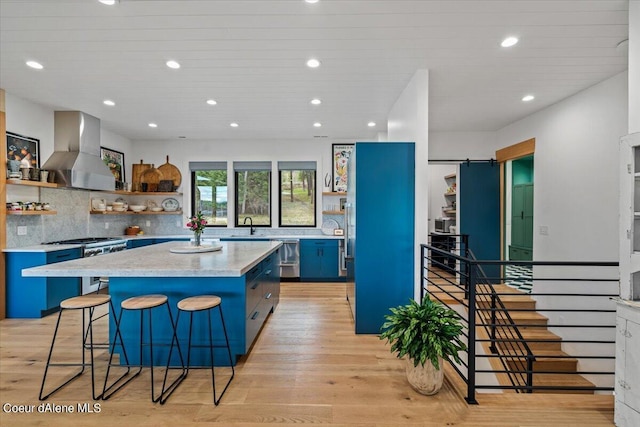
[234, 161, 271, 227]
[190, 162, 228, 226]
[278, 161, 316, 227]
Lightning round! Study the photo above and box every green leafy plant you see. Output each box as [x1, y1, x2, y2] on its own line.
[380, 297, 467, 370]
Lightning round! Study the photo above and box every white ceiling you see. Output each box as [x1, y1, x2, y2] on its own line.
[0, 0, 629, 142]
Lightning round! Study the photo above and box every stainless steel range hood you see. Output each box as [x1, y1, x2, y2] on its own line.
[41, 111, 115, 191]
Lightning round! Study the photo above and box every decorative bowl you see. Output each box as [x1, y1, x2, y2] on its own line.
[150, 207, 163, 212]
[129, 205, 146, 212]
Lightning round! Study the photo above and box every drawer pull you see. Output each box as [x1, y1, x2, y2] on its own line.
[264, 269, 271, 275]
[54, 253, 72, 260]
[265, 292, 272, 299]
[251, 311, 259, 320]
[251, 282, 259, 290]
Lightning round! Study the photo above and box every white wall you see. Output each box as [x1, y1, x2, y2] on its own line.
[386, 69, 429, 298]
[630, 0, 640, 134]
[429, 131, 498, 160]
[130, 137, 359, 228]
[497, 72, 627, 264]
[496, 71, 628, 389]
[5, 93, 55, 162]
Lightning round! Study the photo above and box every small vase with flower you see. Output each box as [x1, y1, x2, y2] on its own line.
[186, 211, 207, 246]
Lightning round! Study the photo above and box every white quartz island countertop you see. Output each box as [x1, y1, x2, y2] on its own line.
[22, 240, 282, 278]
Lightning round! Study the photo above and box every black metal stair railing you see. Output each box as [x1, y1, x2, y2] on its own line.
[420, 236, 619, 404]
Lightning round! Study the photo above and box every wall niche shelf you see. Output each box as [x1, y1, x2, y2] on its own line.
[322, 210, 344, 215]
[102, 190, 182, 196]
[322, 191, 347, 196]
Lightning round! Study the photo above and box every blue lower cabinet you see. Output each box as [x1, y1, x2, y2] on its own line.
[108, 251, 279, 366]
[300, 239, 341, 281]
[6, 248, 82, 318]
[127, 238, 155, 249]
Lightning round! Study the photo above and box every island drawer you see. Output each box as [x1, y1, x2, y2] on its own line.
[246, 269, 265, 314]
[245, 298, 271, 352]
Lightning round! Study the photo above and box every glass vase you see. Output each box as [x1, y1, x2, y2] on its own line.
[193, 231, 202, 247]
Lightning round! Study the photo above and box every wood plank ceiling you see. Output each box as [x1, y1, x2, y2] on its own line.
[0, 0, 629, 141]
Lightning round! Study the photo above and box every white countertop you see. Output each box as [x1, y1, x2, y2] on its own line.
[3, 233, 342, 253]
[22, 240, 282, 278]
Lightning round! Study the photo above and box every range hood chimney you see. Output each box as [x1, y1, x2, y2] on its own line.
[41, 111, 115, 191]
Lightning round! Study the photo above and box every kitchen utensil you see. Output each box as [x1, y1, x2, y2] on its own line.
[125, 226, 140, 235]
[158, 179, 174, 192]
[161, 198, 179, 212]
[157, 155, 182, 189]
[140, 164, 161, 192]
[321, 219, 340, 235]
[131, 159, 151, 192]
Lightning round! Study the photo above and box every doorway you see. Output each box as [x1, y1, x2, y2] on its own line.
[496, 139, 535, 293]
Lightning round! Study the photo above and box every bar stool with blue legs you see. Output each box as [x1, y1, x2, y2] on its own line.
[39, 294, 130, 400]
[160, 295, 235, 405]
[102, 294, 186, 403]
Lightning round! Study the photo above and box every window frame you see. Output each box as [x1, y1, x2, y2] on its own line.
[189, 162, 228, 227]
[278, 165, 317, 228]
[234, 162, 272, 228]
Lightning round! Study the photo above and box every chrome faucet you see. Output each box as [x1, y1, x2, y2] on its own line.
[243, 216, 256, 235]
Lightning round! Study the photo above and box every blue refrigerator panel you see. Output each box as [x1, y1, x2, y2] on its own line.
[350, 142, 415, 334]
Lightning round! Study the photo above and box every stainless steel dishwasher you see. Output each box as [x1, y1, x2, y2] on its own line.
[276, 239, 300, 280]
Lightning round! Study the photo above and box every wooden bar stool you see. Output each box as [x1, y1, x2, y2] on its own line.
[160, 295, 234, 405]
[83, 277, 110, 348]
[102, 294, 185, 403]
[39, 294, 130, 400]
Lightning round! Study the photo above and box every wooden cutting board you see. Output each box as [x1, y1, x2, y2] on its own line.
[141, 164, 162, 191]
[157, 155, 182, 189]
[131, 160, 151, 192]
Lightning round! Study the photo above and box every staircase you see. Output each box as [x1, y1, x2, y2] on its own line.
[478, 284, 595, 394]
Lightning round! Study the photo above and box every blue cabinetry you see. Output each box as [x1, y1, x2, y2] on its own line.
[6, 248, 82, 318]
[108, 249, 280, 366]
[300, 239, 340, 281]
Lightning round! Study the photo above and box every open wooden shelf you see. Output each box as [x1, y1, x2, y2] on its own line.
[322, 210, 344, 215]
[7, 179, 59, 188]
[444, 192, 456, 196]
[7, 210, 57, 215]
[444, 173, 456, 180]
[101, 190, 182, 196]
[90, 209, 183, 215]
[322, 192, 347, 196]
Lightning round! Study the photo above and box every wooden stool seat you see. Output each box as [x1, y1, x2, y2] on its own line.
[177, 295, 221, 312]
[61, 294, 111, 310]
[121, 294, 168, 310]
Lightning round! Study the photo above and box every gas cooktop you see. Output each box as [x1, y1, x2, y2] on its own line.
[43, 237, 123, 245]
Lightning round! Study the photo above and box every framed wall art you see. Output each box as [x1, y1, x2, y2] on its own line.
[100, 146, 125, 184]
[332, 143, 353, 192]
[7, 132, 40, 169]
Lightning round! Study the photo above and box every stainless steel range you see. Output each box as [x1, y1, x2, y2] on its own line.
[44, 237, 127, 294]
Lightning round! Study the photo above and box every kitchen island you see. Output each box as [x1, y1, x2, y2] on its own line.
[22, 240, 282, 366]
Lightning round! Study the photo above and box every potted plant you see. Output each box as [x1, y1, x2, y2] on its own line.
[380, 297, 467, 395]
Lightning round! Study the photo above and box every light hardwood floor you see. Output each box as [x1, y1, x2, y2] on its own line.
[0, 283, 614, 426]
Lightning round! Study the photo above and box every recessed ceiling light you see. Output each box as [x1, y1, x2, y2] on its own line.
[166, 60, 181, 69]
[103, 99, 115, 106]
[148, 123, 158, 128]
[98, 0, 116, 5]
[522, 95, 535, 102]
[230, 122, 239, 128]
[26, 61, 43, 70]
[313, 122, 322, 128]
[206, 99, 217, 105]
[501, 37, 519, 48]
[305, 0, 320, 3]
[368, 122, 376, 127]
[306, 58, 321, 68]
[310, 98, 322, 105]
